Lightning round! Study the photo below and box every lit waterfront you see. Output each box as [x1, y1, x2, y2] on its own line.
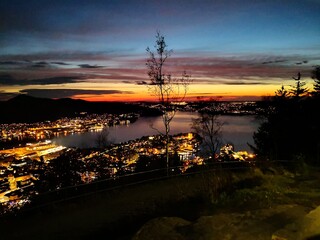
[0, 132, 204, 213]
[0, 112, 139, 149]
[0, 130, 256, 215]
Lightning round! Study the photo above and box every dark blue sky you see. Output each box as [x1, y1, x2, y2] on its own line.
[0, 0, 319, 101]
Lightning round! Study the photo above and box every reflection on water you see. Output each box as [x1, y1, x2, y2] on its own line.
[221, 115, 261, 151]
[52, 112, 260, 151]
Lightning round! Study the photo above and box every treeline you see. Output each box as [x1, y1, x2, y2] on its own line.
[252, 66, 320, 165]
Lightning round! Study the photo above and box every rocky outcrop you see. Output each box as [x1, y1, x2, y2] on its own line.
[132, 217, 191, 240]
[133, 205, 313, 240]
[272, 205, 320, 240]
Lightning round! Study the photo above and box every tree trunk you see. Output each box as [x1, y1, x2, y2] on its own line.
[165, 113, 170, 176]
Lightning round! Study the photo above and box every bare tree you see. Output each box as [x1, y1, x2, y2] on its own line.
[146, 32, 191, 173]
[192, 113, 223, 160]
[95, 128, 111, 149]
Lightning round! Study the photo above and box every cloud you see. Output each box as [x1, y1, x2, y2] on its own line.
[1, 52, 317, 90]
[78, 64, 104, 69]
[295, 61, 308, 65]
[262, 60, 287, 64]
[190, 92, 232, 96]
[30, 76, 83, 85]
[0, 59, 72, 69]
[0, 51, 119, 62]
[223, 81, 266, 85]
[0, 61, 22, 65]
[51, 61, 70, 65]
[20, 89, 134, 99]
[31, 61, 50, 68]
[161, 55, 317, 82]
[136, 81, 148, 85]
[0, 75, 83, 85]
[0, 74, 14, 84]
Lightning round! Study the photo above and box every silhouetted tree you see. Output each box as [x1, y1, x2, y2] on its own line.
[275, 85, 289, 99]
[146, 32, 191, 174]
[44, 153, 81, 189]
[192, 113, 223, 160]
[253, 73, 320, 164]
[290, 72, 309, 98]
[311, 65, 320, 94]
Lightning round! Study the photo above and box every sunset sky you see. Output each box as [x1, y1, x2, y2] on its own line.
[1, 0, 320, 101]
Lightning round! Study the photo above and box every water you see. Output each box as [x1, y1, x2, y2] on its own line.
[52, 112, 261, 151]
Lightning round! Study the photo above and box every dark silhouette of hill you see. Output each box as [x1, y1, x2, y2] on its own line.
[0, 95, 147, 123]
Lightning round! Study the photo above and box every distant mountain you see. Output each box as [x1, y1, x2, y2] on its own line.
[0, 95, 144, 123]
[7, 94, 43, 103]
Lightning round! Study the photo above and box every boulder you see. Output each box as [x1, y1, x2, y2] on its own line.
[132, 217, 191, 240]
[272, 205, 320, 240]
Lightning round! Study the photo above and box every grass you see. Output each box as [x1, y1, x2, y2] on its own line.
[213, 165, 320, 211]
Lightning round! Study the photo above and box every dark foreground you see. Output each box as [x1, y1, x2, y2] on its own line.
[1, 163, 320, 240]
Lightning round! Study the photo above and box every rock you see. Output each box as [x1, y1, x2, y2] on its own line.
[191, 215, 240, 240]
[132, 217, 191, 240]
[272, 205, 320, 240]
[132, 204, 316, 240]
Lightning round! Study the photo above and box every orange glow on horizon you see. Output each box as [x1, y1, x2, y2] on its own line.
[4, 77, 312, 102]
[71, 82, 281, 102]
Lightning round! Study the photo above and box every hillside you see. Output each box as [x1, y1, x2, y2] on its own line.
[0, 95, 145, 123]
